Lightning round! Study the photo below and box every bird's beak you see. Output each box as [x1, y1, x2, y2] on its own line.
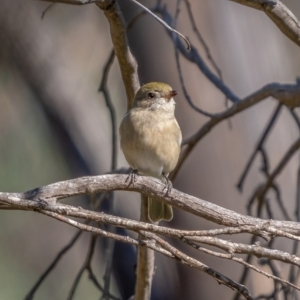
[166, 90, 178, 100]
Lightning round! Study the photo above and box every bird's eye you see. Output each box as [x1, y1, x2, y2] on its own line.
[147, 92, 155, 99]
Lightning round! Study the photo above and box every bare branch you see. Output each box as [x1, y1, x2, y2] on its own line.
[230, 0, 300, 48]
[174, 47, 214, 117]
[237, 104, 283, 192]
[96, 0, 140, 108]
[42, 209, 253, 298]
[128, 0, 190, 50]
[2, 174, 300, 297]
[98, 49, 117, 170]
[134, 195, 154, 300]
[296, 166, 300, 221]
[101, 193, 117, 300]
[185, 236, 300, 267]
[172, 83, 300, 179]
[66, 233, 119, 300]
[68, 235, 95, 300]
[153, 3, 240, 103]
[257, 135, 300, 200]
[24, 230, 83, 300]
[233, 236, 257, 300]
[41, 3, 56, 19]
[290, 108, 300, 130]
[173, 0, 214, 117]
[2, 174, 300, 236]
[185, 240, 300, 292]
[183, 0, 223, 80]
[142, 232, 253, 300]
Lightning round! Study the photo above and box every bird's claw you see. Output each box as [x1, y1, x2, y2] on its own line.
[126, 169, 138, 186]
[162, 173, 173, 196]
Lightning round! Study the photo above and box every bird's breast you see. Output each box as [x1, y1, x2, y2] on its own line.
[120, 109, 181, 177]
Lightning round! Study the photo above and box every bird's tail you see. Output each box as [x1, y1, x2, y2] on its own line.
[148, 198, 173, 222]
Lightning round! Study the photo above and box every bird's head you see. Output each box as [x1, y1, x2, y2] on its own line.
[133, 82, 178, 110]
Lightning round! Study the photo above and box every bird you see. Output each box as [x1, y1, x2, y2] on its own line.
[119, 82, 182, 222]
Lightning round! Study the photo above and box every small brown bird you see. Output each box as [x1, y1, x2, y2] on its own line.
[119, 82, 182, 222]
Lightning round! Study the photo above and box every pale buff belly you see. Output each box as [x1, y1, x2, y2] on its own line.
[121, 119, 180, 178]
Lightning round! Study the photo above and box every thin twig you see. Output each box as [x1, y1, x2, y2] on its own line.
[183, 0, 223, 80]
[101, 193, 117, 300]
[126, 10, 147, 30]
[181, 0, 231, 123]
[141, 231, 253, 300]
[296, 166, 300, 221]
[67, 234, 119, 300]
[38, 211, 252, 298]
[34, 209, 300, 297]
[185, 235, 300, 267]
[102, 234, 116, 300]
[272, 184, 291, 221]
[237, 103, 283, 192]
[98, 50, 117, 170]
[42, 205, 300, 243]
[288, 241, 300, 290]
[259, 146, 270, 177]
[173, 0, 213, 117]
[257, 135, 300, 200]
[174, 46, 214, 117]
[233, 235, 257, 300]
[153, 3, 240, 103]
[41, 3, 56, 19]
[290, 109, 300, 130]
[24, 230, 83, 300]
[67, 235, 97, 300]
[184, 239, 300, 292]
[127, 0, 190, 50]
[173, 83, 300, 180]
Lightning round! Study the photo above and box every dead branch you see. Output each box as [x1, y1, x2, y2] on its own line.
[2, 173, 300, 237]
[230, 0, 300, 48]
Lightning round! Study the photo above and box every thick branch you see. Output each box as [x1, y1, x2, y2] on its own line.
[1, 174, 300, 235]
[96, 0, 140, 108]
[134, 195, 154, 300]
[39, 0, 140, 106]
[2, 174, 300, 297]
[230, 0, 300, 48]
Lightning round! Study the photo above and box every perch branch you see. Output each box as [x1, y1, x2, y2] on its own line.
[2, 174, 300, 297]
[2, 174, 300, 236]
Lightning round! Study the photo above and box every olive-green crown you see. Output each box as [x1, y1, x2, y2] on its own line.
[140, 82, 172, 93]
[135, 82, 172, 99]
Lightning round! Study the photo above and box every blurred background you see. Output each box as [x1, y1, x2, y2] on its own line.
[0, 0, 300, 299]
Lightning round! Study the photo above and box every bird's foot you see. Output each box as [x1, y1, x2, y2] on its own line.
[126, 169, 138, 186]
[162, 173, 173, 196]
